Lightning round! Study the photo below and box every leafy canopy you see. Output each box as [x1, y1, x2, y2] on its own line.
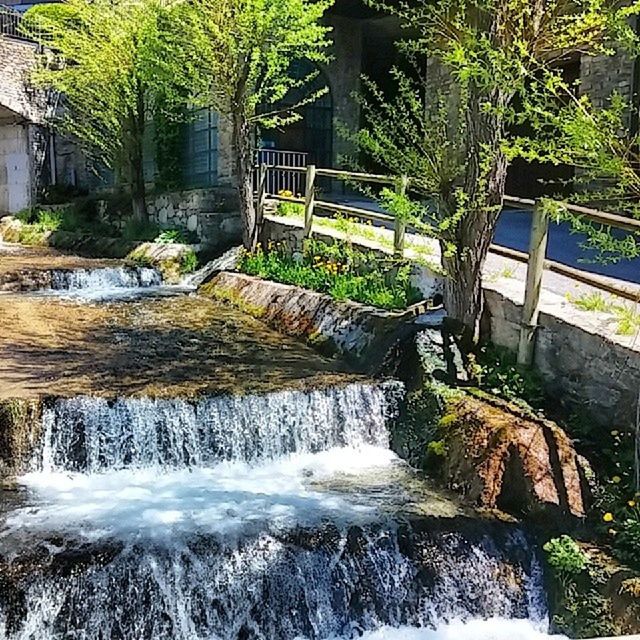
[351, 0, 640, 258]
[22, 0, 201, 173]
[181, 0, 334, 129]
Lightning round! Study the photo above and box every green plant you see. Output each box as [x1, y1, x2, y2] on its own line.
[180, 249, 198, 274]
[472, 344, 545, 409]
[567, 292, 640, 336]
[544, 536, 589, 577]
[567, 291, 611, 313]
[155, 229, 191, 245]
[238, 239, 421, 310]
[275, 200, 304, 218]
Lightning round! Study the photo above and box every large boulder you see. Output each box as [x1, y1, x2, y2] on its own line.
[438, 393, 589, 520]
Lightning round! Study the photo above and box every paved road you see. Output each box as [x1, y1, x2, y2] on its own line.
[324, 195, 640, 286]
[497, 208, 640, 286]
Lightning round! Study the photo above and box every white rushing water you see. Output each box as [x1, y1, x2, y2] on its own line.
[51, 266, 162, 290]
[0, 380, 560, 639]
[35, 382, 399, 472]
[348, 619, 567, 639]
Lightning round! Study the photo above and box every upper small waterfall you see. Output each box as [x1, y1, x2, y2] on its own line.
[36, 381, 402, 473]
[50, 266, 162, 290]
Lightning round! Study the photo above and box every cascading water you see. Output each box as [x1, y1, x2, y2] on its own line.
[50, 266, 162, 290]
[0, 380, 563, 640]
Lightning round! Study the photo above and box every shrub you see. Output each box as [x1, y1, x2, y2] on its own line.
[155, 229, 189, 244]
[180, 249, 198, 274]
[238, 239, 421, 310]
[471, 344, 545, 409]
[544, 535, 589, 577]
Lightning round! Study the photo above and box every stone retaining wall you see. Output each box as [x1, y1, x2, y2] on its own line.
[147, 188, 241, 250]
[200, 271, 424, 370]
[484, 285, 640, 429]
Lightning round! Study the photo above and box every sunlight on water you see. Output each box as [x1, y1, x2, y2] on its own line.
[5, 446, 397, 542]
[347, 618, 567, 640]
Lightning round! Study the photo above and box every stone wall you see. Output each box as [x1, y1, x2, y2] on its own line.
[484, 285, 640, 430]
[200, 270, 428, 370]
[147, 188, 241, 250]
[0, 37, 51, 124]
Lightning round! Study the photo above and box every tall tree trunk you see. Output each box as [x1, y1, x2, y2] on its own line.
[130, 82, 147, 222]
[441, 83, 509, 352]
[232, 113, 258, 250]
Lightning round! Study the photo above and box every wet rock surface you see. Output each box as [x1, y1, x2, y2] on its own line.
[0, 293, 358, 400]
[439, 394, 589, 520]
[0, 243, 121, 292]
[0, 519, 546, 640]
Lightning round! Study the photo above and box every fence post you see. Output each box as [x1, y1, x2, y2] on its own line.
[517, 200, 549, 367]
[256, 162, 267, 229]
[303, 164, 316, 238]
[393, 175, 408, 257]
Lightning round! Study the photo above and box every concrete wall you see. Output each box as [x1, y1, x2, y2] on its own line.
[484, 285, 640, 430]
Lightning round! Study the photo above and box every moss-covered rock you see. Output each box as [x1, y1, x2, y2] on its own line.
[0, 399, 43, 477]
[432, 392, 589, 521]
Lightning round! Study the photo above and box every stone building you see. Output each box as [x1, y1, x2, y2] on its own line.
[1, 0, 639, 228]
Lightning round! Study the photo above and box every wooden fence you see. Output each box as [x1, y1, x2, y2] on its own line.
[256, 162, 640, 366]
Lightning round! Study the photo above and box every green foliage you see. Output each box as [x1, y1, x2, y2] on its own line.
[348, 0, 640, 333]
[544, 536, 589, 577]
[471, 344, 545, 409]
[154, 229, 196, 245]
[12, 206, 116, 244]
[180, 248, 199, 274]
[238, 240, 421, 310]
[23, 0, 200, 202]
[275, 200, 304, 218]
[567, 292, 640, 336]
[183, 0, 333, 130]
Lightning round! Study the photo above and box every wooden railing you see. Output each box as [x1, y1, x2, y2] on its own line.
[256, 162, 640, 366]
[256, 163, 409, 256]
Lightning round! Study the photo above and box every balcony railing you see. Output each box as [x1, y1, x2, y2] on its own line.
[0, 5, 39, 43]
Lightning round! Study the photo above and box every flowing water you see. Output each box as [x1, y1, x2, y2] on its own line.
[0, 266, 566, 640]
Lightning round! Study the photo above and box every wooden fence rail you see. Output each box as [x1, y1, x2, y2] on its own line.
[256, 162, 640, 367]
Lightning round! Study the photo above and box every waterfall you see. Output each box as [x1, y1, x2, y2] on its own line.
[35, 382, 401, 473]
[0, 524, 549, 640]
[0, 378, 560, 639]
[50, 266, 162, 290]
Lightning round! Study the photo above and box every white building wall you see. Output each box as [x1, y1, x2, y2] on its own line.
[0, 123, 32, 214]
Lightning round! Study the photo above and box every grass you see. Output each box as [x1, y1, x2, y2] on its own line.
[567, 291, 640, 336]
[238, 239, 422, 311]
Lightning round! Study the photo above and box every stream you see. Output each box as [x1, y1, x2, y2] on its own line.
[0, 264, 566, 639]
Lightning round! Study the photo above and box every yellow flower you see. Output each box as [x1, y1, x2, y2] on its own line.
[612, 475, 622, 484]
[629, 500, 636, 508]
[611, 430, 619, 436]
[603, 512, 614, 522]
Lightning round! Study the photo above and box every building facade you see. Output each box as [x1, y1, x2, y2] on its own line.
[0, 0, 638, 215]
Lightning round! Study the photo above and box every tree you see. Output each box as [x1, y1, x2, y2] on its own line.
[183, 0, 334, 249]
[23, 0, 199, 221]
[352, 0, 640, 351]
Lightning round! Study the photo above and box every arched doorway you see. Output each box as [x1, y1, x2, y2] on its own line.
[259, 60, 333, 168]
